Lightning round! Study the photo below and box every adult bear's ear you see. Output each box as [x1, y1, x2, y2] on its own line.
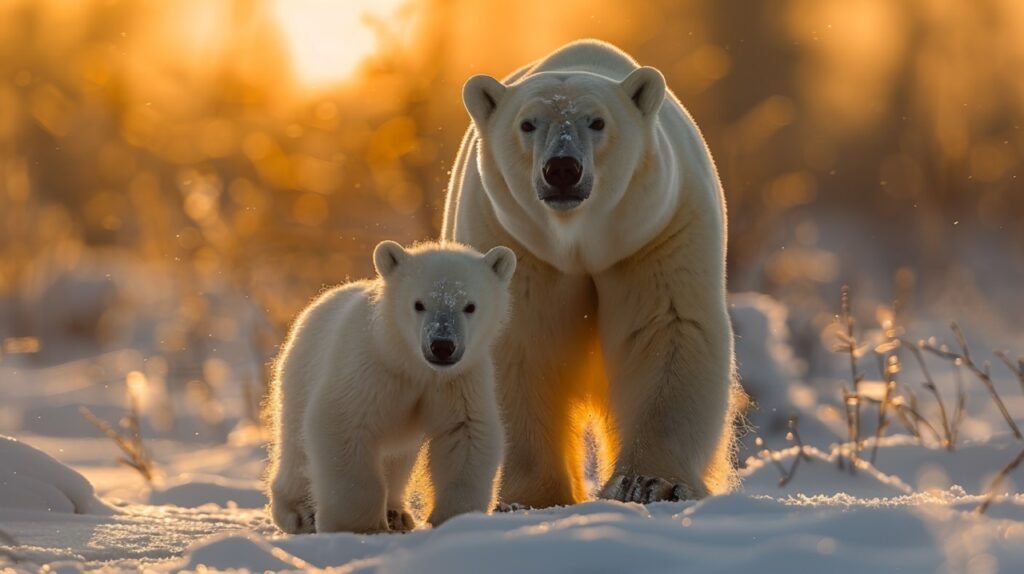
[373, 240, 407, 279]
[620, 67, 666, 117]
[483, 246, 517, 283]
[463, 75, 507, 128]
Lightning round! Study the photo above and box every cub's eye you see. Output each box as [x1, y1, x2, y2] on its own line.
[414, 301, 425, 312]
[464, 303, 476, 314]
[520, 120, 536, 133]
[589, 118, 605, 131]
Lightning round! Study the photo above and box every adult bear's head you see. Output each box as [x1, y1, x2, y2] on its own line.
[462, 67, 666, 215]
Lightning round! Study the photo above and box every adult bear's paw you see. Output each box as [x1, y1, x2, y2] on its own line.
[272, 502, 316, 534]
[493, 502, 531, 513]
[599, 474, 696, 504]
[387, 508, 416, 532]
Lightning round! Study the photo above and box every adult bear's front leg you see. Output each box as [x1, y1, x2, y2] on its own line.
[493, 254, 600, 508]
[594, 246, 735, 503]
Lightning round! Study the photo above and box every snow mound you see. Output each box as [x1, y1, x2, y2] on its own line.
[730, 293, 834, 445]
[170, 533, 311, 572]
[0, 435, 112, 515]
[148, 474, 267, 509]
[146, 495, 1024, 574]
[868, 434, 1024, 494]
[741, 445, 912, 498]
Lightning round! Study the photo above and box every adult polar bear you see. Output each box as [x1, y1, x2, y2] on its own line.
[442, 40, 741, 507]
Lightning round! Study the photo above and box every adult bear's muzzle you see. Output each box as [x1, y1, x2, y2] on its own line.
[538, 155, 591, 210]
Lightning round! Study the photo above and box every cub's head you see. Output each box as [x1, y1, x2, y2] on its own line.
[462, 67, 666, 213]
[373, 240, 516, 373]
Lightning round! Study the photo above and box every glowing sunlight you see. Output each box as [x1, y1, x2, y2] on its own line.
[270, 0, 406, 87]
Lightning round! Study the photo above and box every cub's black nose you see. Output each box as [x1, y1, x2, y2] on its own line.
[429, 339, 457, 362]
[543, 156, 583, 189]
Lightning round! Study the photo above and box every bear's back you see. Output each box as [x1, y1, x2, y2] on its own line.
[278, 280, 377, 393]
[511, 39, 638, 84]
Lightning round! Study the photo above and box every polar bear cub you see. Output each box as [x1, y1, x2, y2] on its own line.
[266, 240, 515, 534]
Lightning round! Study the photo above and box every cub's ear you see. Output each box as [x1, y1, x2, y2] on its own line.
[373, 240, 407, 279]
[463, 75, 507, 128]
[620, 66, 666, 117]
[483, 246, 517, 283]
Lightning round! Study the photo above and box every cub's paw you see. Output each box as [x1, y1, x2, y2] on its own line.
[493, 502, 531, 513]
[599, 474, 696, 504]
[387, 509, 416, 532]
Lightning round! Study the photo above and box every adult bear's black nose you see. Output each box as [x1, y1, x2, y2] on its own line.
[543, 156, 583, 189]
[429, 338, 457, 363]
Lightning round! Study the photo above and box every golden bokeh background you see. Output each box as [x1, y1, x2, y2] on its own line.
[1, 0, 1022, 375]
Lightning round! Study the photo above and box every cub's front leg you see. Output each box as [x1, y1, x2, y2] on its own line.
[304, 400, 388, 533]
[426, 374, 504, 526]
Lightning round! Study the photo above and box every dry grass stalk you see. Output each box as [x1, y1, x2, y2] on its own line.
[838, 385, 859, 472]
[919, 323, 1022, 440]
[977, 446, 1024, 515]
[870, 354, 899, 463]
[950, 368, 966, 446]
[894, 336, 968, 449]
[893, 401, 945, 445]
[757, 416, 812, 488]
[901, 341, 955, 449]
[830, 287, 907, 471]
[894, 388, 922, 439]
[995, 351, 1024, 394]
[79, 380, 157, 483]
[833, 286, 865, 469]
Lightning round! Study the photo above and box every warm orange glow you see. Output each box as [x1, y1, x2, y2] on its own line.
[270, 0, 407, 87]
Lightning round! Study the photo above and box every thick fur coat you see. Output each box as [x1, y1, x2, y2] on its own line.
[443, 40, 741, 507]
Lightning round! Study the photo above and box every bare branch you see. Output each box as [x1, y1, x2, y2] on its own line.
[919, 324, 1021, 440]
[977, 446, 1024, 515]
[995, 350, 1024, 394]
[79, 380, 157, 483]
[894, 403, 945, 445]
[757, 416, 813, 488]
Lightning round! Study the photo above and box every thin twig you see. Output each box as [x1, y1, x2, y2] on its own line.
[779, 416, 812, 487]
[920, 323, 1022, 440]
[839, 287, 863, 462]
[79, 381, 157, 482]
[951, 368, 966, 446]
[757, 417, 812, 488]
[788, 416, 812, 462]
[755, 436, 791, 478]
[894, 403, 945, 445]
[777, 455, 803, 488]
[977, 446, 1024, 514]
[995, 351, 1024, 394]
[870, 356, 898, 464]
[900, 339, 954, 449]
[895, 388, 922, 439]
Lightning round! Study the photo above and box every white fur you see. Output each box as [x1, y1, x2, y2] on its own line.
[443, 40, 741, 507]
[265, 241, 514, 533]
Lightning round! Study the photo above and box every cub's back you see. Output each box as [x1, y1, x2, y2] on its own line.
[274, 280, 377, 404]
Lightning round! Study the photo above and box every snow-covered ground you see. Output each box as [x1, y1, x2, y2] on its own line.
[3, 293, 1024, 572]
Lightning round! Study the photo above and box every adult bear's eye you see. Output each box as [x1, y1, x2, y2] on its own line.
[464, 303, 476, 314]
[520, 120, 536, 133]
[414, 301, 425, 312]
[589, 118, 605, 131]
